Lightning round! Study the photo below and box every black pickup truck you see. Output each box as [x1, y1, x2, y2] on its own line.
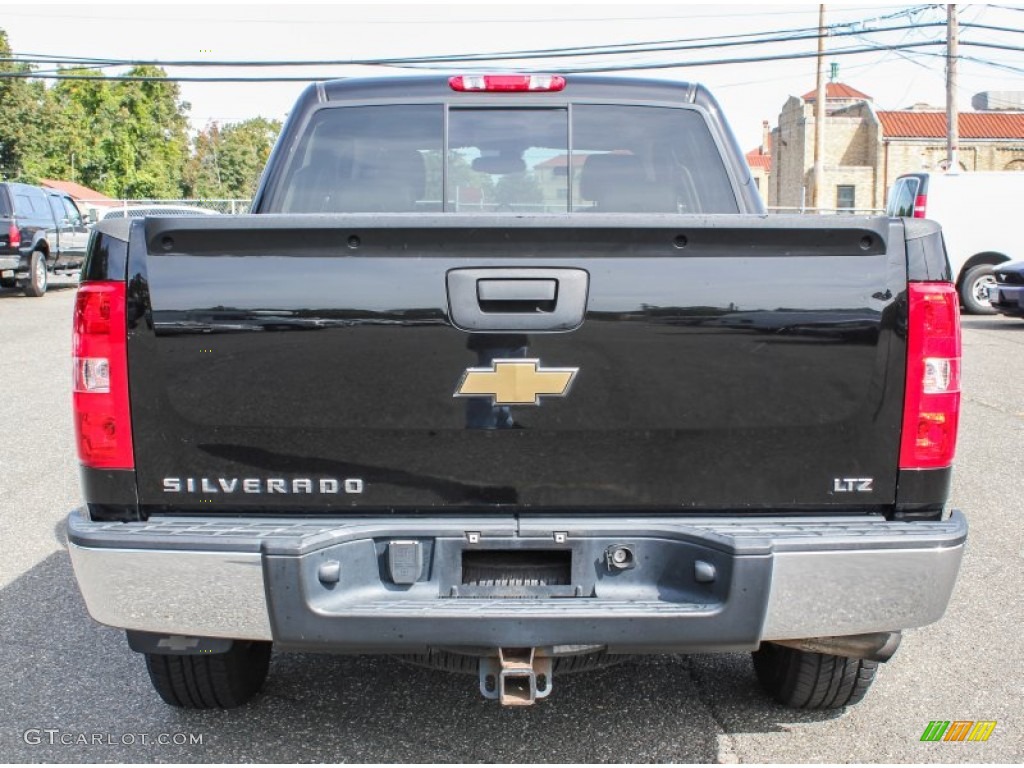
[0, 182, 89, 296]
[67, 74, 966, 711]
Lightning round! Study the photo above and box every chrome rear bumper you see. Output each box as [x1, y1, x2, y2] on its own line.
[67, 509, 967, 649]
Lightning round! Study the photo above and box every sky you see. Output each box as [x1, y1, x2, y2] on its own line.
[2, 1, 1023, 153]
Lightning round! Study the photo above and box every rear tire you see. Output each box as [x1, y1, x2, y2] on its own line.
[752, 642, 878, 710]
[960, 264, 998, 315]
[23, 250, 48, 297]
[144, 641, 272, 709]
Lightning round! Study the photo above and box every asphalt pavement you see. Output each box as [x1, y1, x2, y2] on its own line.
[0, 283, 1020, 763]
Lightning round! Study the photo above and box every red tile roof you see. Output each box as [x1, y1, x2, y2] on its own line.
[39, 179, 114, 202]
[878, 111, 1024, 139]
[745, 148, 771, 171]
[535, 154, 588, 169]
[802, 82, 873, 102]
[536, 150, 634, 169]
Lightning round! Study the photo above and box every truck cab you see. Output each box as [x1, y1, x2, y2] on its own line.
[0, 182, 88, 296]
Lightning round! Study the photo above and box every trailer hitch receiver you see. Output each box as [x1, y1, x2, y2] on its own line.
[479, 648, 553, 706]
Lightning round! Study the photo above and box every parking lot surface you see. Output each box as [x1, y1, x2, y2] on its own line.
[1, 284, 1020, 763]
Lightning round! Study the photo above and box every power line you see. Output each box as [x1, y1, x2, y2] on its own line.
[959, 54, 1024, 75]
[961, 40, 1024, 52]
[13, 21, 850, 63]
[5, 17, 1015, 75]
[0, 5, 921, 26]
[0, 40, 955, 81]
[2, 21, 956, 70]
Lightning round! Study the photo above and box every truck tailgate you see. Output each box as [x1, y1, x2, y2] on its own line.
[128, 214, 905, 513]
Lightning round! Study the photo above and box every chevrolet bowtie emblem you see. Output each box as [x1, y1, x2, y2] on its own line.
[454, 359, 578, 406]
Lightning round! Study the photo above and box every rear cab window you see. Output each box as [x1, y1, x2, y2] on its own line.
[887, 177, 921, 217]
[62, 196, 84, 226]
[14, 195, 35, 217]
[29, 187, 52, 222]
[12, 186, 52, 222]
[48, 195, 66, 224]
[266, 103, 739, 214]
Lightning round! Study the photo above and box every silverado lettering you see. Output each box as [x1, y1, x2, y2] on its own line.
[66, 73, 966, 713]
[161, 477, 365, 494]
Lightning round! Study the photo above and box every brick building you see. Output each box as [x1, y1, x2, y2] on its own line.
[757, 83, 1024, 211]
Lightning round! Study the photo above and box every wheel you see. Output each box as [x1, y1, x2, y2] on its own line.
[960, 264, 998, 315]
[143, 641, 272, 709]
[752, 642, 878, 710]
[23, 251, 48, 297]
[0, 276, 15, 289]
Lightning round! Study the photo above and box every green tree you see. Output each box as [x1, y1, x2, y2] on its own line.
[493, 171, 544, 209]
[2, 27, 271, 200]
[185, 117, 281, 200]
[104, 66, 190, 197]
[23, 69, 115, 189]
[424, 151, 496, 208]
[0, 29, 45, 181]
[184, 122, 224, 198]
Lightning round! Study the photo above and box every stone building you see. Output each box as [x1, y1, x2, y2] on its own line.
[745, 121, 772, 197]
[757, 82, 1024, 211]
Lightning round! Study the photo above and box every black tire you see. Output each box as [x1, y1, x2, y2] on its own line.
[0, 276, 15, 289]
[23, 250, 48, 297]
[960, 264, 998, 315]
[144, 641, 272, 709]
[752, 642, 878, 710]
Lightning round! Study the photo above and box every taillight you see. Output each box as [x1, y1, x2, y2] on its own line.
[449, 74, 566, 92]
[7, 223, 20, 249]
[73, 281, 134, 469]
[912, 194, 927, 218]
[899, 283, 961, 469]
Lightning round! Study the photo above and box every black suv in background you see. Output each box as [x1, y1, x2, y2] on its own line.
[0, 182, 90, 296]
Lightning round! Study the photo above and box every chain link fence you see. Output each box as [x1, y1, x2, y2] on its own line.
[766, 206, 886, 215]
[78, 199, 252, 222]
[75, 199, 885, 220]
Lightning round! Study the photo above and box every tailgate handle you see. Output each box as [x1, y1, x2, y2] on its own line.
[477, 279, 557, 308]
[447, 268, 589, 332]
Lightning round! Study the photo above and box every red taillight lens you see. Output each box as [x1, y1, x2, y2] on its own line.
[449, 74, 566, 92]
[7, 223, 20, 249]
[912, 194, 927, 218]
[73, 281, 134, 469]
[899, 283, 961, 469]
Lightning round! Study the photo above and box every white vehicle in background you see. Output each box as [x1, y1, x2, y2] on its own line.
[100, 204, 222, 220]
[886, 171, 1023, 314]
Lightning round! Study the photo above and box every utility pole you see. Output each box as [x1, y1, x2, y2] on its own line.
[812, 4, 827, 210]
[946, 4, 959, 172]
